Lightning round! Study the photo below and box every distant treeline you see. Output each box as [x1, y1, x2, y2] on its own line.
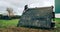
[11, 15, 21, 19]
[0, 14, 21, 20]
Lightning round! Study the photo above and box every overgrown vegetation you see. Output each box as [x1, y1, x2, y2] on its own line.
[55, 18, 60, 28]
[0, 18, 60, 28]
[0, 18, 60, 32]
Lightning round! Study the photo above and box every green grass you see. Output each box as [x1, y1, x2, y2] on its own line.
[0, 19, 19, 28]
[55, 18, 60, 28]
[55, 18, 60, 22]
[0, 18, 60, 28]
[0, 18, 60, 32]
[53, 18, 60, 32]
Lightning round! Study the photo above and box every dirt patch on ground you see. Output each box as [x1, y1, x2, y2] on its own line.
[0, 27, 58, 32]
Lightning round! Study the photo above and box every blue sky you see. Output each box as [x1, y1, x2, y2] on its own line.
[0, 0, 60, 18]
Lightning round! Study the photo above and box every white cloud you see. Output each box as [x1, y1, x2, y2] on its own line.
[13, 7, 24, 15]
[55, 13, 60, 18]
[0, 0, 54, 16]
[28, 0, 54, 8]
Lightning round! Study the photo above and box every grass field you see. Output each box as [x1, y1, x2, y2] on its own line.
[55, 18, 60, 28]
[0, 18, 60, 32]
[0, 18, 60, 28]
[0, 19, 19, 28]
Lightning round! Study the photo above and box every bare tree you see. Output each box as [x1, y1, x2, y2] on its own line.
[6, 7, 14, 17]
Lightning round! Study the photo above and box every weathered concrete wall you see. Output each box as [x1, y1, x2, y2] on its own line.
[18, 6, 53, 28]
